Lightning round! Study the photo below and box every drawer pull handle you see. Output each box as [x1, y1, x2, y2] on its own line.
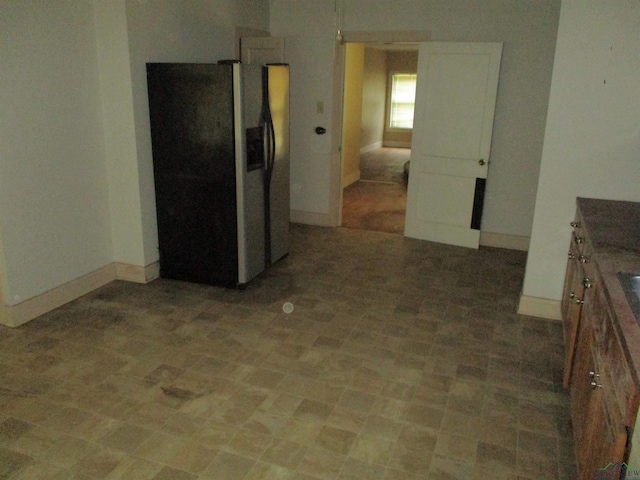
[579, 255, 590, 263]
[568, 251, 576, 260]
[574, 297, 584, 305]
[589, 372, 602, 389]
[574, 234, 584, 244]
[583, 278, 592, 289]
[570, 221, 581, 228]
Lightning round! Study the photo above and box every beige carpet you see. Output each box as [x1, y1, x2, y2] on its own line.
[342, 148, 410, 235]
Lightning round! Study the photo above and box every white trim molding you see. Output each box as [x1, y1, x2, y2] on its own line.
[360, 142, 382, 155]
[0, 265, 116, 328]
[115, 261, 160, 283]
[0, 261, 160, 328]
[479, 232, 530, 252]
[382, 140, 412, 149]
[517, 294, 562, 321]
[290, 210, 337, 227]
[342, 170, 360, 188]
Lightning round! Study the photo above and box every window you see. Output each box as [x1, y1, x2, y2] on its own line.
[388, 73, 417, 129]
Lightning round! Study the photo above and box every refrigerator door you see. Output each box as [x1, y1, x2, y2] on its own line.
[235, 63, 266, 284]
[263, 64, 290, 264]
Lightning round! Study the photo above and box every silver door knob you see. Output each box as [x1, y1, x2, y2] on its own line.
[478, 159, 486, 166]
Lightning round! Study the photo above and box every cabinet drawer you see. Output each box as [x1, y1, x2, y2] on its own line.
[570, 213, 589, 257]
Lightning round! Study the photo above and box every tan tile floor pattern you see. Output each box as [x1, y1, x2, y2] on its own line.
[0, 224, 576, 479]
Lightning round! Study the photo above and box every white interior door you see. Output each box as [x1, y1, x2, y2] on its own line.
[404, 42, 502, 248]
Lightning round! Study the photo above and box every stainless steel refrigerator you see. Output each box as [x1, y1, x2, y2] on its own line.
[146, 61, 290, 288]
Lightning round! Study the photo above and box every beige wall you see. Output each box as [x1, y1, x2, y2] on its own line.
[0, 1, 112, 307]
[271, 0, 561, 240]
[521, 1, 640, 310]
[361, 47, 387, 150]
[383, 50, 418, 147]
[0, 0, 271, 325]
[341, 44, 365, 187]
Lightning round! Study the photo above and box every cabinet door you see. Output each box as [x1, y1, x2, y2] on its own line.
[580, 385, 627, 479]
[570, 319, 597, 450]
[599, 289, 640, 428]
[572, 286, 629, 479]
[562, 249, 585, 388]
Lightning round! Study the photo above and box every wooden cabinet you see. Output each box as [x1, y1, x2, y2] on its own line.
[562, 200, 640, 480]
[562, 215, 594, 388]
[570, 282, 628, 478]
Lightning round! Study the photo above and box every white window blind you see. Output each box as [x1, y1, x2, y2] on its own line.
[389, 73, 417, 129]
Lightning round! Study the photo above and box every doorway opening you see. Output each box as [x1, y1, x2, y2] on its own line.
[339, 42, 418, 235]
[342, 147, 409, 234]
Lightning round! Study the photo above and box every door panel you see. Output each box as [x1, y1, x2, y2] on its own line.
[285, 36, 335, 215]
[405, 42, 502, 248]
[422, 53, 493, 162]
[416, 174, 476, 227]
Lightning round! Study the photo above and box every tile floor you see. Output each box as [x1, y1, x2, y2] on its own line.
[0, 224, 576, 479]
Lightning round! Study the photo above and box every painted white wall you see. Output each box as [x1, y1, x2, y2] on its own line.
[270, 1, 337, 219]
[271, 0, 561, 238]
[522, 1, 640, 303]
[125, 0, 271, 265]
[94, 0, 145, 267]
[0, 1, 112, 304]
[0, 0, 270, 311]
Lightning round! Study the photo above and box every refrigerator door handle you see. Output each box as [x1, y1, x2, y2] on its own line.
[262, 120, 271, 174]
[261, 68, 274, 267]
[268, 119, 276, 176]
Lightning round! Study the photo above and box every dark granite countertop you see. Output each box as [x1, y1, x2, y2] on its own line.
[577, 197, 640, 389]
[577, 197, 640, 253]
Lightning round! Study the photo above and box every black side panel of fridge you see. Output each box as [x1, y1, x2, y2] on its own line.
[147, 63, 239, 287]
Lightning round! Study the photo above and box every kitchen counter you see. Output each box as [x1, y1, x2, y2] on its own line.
[576, 197, 640, 388]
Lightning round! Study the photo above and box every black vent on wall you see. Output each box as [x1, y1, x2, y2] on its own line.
[471, 178, 486, 230]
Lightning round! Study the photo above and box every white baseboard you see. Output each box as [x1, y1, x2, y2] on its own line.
[479, 232, 530, 251]
[342, 170, 360, 188]
[0, 261, 159, 328]
[0, 265, 116, 327]
[517, 295, 562, 321]
[382, 141, 412, 149]
[290, 209, 337, 227]
[115, 261, 160, 283]
[360, 142, 382, 155]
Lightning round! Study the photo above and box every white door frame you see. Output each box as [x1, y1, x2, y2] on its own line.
[331, 31, 431, 227]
